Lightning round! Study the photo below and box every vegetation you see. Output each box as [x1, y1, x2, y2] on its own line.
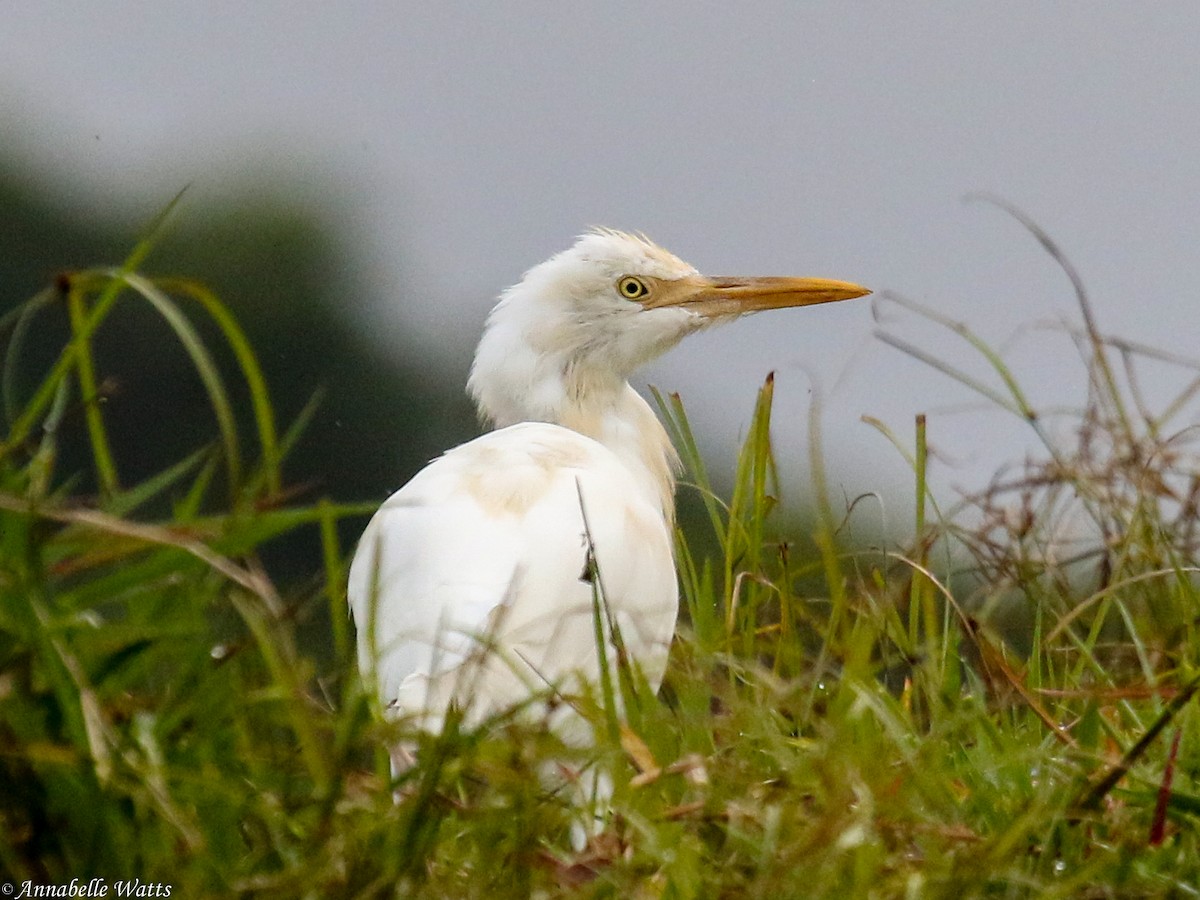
[1, 212, 1197, 897]
[0, 161, 478, 574]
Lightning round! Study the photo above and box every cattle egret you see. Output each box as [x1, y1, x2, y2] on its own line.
[348, 229, 868, 773]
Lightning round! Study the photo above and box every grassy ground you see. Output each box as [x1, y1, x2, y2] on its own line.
[2, 217, 1198, 897]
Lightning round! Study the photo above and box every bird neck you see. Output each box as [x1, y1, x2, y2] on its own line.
[470, 350, 678, 521]
[560, 382, 680, 523]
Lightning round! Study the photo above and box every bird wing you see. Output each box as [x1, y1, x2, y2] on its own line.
[347, 422, 679, 730]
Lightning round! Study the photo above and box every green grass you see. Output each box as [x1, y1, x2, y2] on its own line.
[1, 214, 1198, 898]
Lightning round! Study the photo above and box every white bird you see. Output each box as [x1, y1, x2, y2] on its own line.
[348, 229, 868, 771]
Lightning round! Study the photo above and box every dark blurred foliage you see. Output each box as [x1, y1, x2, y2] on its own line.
[0, 162, 478, 580]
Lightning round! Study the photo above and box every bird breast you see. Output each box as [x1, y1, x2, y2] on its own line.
[347, 422, 680, 730]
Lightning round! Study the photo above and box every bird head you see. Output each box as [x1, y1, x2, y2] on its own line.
[469, 229, 869, 426]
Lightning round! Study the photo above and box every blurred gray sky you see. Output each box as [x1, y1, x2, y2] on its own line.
[4, 3, 1199, 534]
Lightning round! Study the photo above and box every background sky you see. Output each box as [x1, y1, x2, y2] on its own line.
[4, 3, 1198, 535]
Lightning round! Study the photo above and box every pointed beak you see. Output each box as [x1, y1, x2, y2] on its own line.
[647, 275, 871, 318]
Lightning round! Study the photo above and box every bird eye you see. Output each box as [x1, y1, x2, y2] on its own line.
[617, 276, 650, 300]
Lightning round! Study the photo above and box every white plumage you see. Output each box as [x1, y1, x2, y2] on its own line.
[348, 229, 867, 769]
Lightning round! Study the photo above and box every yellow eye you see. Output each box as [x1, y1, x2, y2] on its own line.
[617, 276, 650, 300]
